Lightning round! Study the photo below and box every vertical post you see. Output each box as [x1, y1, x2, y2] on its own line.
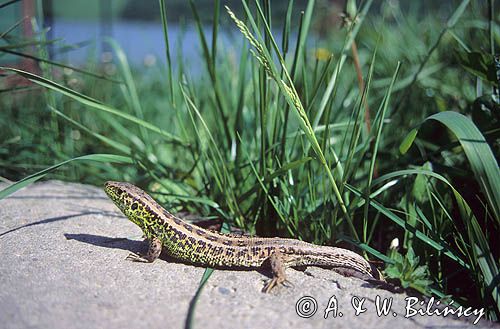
[43, 0, 54, 59]
[100, 0, 113, 54]
[21, 0, 36, 71]
[22, 0, 35, 38]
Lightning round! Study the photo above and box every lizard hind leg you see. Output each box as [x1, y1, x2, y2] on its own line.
[262, 251, 293, 293]
[126, 237, 163, 263]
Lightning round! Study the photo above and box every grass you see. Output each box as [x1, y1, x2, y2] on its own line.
[1, 0, 499, 322]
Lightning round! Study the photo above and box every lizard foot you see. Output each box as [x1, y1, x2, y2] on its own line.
[125, 252, 151, 263]
[262, 276, 291, 293]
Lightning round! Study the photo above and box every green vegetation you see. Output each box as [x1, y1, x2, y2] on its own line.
[1, 0, 499, 321]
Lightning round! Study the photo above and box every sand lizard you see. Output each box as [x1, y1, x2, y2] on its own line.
[104, 181, 380, 292]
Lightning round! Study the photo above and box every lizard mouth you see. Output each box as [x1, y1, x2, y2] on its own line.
[104, 181, 127, 207]
[104, 181, 144, 227]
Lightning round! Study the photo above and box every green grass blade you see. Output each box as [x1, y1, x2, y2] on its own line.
[399, 128, 418, 154]
[239, 134, 293, 235]
[211, 0, 220, 69]
[1, 48, 122, 83]
[401, 111, 500, 222]
[340, 235, 393, 264]
[393, 0, 471, 114]
[0, 0, 21, 9]
[0, 39, 59, 50]
[290, 0, 314, 76]
[104, 38, 150, 146]
[313, 0, 373, 128]
[1, 67, 185, 145]
[430, 112, 499, 222]
[158, 0, 174, 104]
[371, 167, 499, 308]
[281, 0, 293, 55]
[190, 0, 232, 148]
[454, 188, 500, 317]
[362, 62, 401, 241]
[239, 156, 313, 201]
[48, 106, 132, 154]
[154, 192, 220, 210]
[184, 268, 213, 329]
[0, 16, 25, 39]
[346, 183, 469, 269]
[228, 3, 359, 239]
[180, 84, 243, 225]
[0, 154, 133, 199]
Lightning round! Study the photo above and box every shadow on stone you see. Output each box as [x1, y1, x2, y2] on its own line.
[64, 233, 146, 255]
[6, 195, 107, 200]
[0, 212, 108, 237]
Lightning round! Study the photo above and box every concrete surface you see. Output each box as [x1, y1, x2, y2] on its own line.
[0, 180, 497, 329]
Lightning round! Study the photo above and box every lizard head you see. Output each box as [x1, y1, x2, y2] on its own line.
[104, 181, 153, 231]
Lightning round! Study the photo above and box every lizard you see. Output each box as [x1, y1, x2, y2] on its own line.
[104, 181, 381, 292]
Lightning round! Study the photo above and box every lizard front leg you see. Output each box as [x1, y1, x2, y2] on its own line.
[262, 251, 293, 293]
[126, 237, 163, 263]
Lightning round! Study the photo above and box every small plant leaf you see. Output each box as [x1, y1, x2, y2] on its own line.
[399, 128, 418, 154]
